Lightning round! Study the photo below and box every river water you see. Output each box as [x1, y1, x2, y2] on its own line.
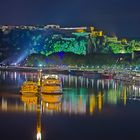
[0, 71, 140, 140]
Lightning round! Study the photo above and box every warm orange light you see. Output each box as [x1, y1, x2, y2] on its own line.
[89, 95, 96, 114]
[98, 92, 103, 111]
[76, 29, 85, 33]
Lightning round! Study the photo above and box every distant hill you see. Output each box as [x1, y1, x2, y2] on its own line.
[0, 26, 139, 64]
[24, 52, 138, 66]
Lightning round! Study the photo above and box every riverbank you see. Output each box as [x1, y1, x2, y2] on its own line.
[0, 65, 139, 74]
[0, 66, 70, 74]
[0, 65, 140, 80]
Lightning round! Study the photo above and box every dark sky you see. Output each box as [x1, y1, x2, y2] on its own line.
[0, 0, 140, 38]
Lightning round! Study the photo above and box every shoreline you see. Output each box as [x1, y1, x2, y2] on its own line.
[0, 66, 139, 74]
[0, 66, 140, 85]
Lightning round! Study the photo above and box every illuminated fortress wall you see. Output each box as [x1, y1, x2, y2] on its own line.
[0, 26, 140, 62]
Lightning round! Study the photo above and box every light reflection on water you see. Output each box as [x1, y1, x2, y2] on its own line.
[1, 85, 140, 114]
[0, 71, 140, 140]
[0, 71, 140, 114]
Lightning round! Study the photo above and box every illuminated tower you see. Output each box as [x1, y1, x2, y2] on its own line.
[87, 26, 103, 54]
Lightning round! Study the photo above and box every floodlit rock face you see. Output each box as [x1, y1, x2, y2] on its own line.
[0, 26, 139, 63]
[0, 28, 87, 59]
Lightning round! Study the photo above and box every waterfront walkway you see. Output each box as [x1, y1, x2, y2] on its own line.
[0, 66, 140, 85]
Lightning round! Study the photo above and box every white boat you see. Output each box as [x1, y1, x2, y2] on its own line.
[132, 75, 140, 84]
[41, 75, 62, 94]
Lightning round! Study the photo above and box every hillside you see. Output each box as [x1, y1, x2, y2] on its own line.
[0, 26, 140, 60]
[24, 52, 139, 67]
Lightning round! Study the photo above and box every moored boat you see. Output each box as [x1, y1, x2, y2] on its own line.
[132, 75, 140, 84]
[41, 75, 62, 94]
[83, 71, 101, 78]
[101, 73, 113, 79]
[20, 81, 38, 95]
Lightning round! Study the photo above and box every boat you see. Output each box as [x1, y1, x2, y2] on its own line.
[101, 73, 113, 79]
[83, 71, 101, 78]
[132, 75, 140, 85]
[20, 81, 38, 95]
[113, 73, 133, 83]
[41, 75, 62, 94]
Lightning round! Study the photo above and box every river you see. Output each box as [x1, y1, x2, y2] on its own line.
[0, 71, 140, 140]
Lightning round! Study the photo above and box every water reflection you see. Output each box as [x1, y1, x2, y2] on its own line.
[0, 84, 140, 114]
[0, 71, 140, 139]
[42, 94, 62, 112]
[21, 93, 62, 140]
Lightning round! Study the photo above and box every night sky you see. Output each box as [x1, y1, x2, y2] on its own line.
[0, 0, 140, 38]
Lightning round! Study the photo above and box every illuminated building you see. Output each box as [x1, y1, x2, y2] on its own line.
[44, 24, 60, 29]
[60, 27, 87, 30]
[106, 36, 118, 43]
